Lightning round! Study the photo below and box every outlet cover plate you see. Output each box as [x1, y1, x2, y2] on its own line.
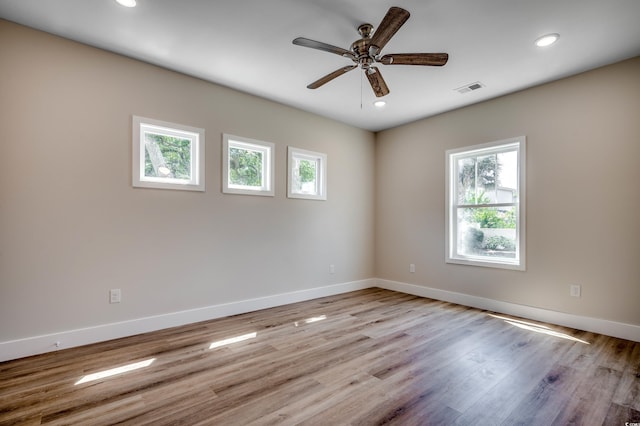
[570, 285, 581, 298]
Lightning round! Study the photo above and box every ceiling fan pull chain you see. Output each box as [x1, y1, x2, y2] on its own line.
[360, 69, 363, 110]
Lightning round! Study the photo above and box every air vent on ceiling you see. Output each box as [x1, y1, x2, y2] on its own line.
[455, 81, 485, 94]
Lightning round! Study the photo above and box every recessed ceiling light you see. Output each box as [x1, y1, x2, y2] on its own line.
[373, 100, 386, 108]
[535, 33, 559, 47]
[115, 0, 137, 7]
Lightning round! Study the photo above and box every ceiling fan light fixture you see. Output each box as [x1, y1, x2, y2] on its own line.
[374, 100, 387, 108]
[115, 0, 137, 7]
[535, 33, 559, 47]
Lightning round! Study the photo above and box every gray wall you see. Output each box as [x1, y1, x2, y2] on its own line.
[376, 57, 640, 326]
[0, 21, 375, 341]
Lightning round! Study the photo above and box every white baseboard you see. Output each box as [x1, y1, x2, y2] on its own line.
[0, 279, 374, 362]
[3, 277, 638, 362]
[375, 279, 640, 343]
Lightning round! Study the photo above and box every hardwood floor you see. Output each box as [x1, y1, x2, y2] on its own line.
[1, 288, 639, 425]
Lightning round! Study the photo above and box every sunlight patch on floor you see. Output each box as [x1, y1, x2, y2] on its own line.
[75, 358, 156, 385]
[489, 314, 590, 344]
[209, 332, 257, 349]
[294, 314, 327, 327]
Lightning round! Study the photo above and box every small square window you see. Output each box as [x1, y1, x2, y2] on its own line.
[132, 116, 205, 191]
[287, 147, 327, 200]
[222, 134, 274, 196]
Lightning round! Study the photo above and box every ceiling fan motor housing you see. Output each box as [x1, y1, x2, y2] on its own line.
[351, 25, 374, 69]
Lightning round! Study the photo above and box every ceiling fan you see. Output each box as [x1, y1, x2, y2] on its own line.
[293, 7, 448, 97]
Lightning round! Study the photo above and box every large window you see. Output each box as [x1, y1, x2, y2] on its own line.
[132, 116, 205, 191]
[446, 137, 526, 270]
[222, 134, 274, 196]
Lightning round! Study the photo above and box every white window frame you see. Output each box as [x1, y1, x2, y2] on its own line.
[445, 136, 526, 270]
[132, 116, 205, 191]
[222, 134, 274, 196]
[287, 147, 327, 200]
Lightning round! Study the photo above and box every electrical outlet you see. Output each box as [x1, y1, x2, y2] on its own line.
[570, 284, 581, 298]
[329, 264, 335, 274]
[110, 288, 122, 304]
[409, 264, 416, 273]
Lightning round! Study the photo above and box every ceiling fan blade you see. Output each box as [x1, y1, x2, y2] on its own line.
[369, 7, 410, 56]
[380, 53, 449, 66]
[366, 66, 390, 97]
[307, 65, 357, 89]
[293, 37, 356, 60]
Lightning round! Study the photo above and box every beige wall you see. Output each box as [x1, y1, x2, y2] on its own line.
[1, 18, 639, 347]
[376, 57, 640, 326]
[0, 20, 375, 341]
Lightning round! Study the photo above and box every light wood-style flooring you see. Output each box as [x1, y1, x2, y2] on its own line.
[1, 288, 639, 425]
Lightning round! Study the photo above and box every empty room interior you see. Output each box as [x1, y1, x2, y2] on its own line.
[1, 1, 640, 424]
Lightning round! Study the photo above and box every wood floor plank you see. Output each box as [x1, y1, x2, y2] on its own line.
[453, 335, 574, 425]
[501, 364, 584, 425]
[249, 372, 381, 425]
[1, 288, 638, 425]
[611, 341, 640, 412]
[550, 365, 622, 425]
[602, 402, 640, 424]
[438, 328, 540, 413]
[599, 337, 639, 373]
[557, 331, 609, 371]
[203, 378, 324, 426]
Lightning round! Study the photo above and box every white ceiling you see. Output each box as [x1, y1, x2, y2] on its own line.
[2, 0, 639, 131]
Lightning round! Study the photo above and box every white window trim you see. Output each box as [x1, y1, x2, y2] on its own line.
[222, 134, 275, 196]
[287, 147, 327, 201]
[445, 136, 526, 271]
[132, 116, 205, 191]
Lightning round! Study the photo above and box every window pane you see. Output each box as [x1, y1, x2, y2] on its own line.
[293, 158, 318, 194]
[496, 150, 518, 202]
[458, 154, 499, 204]
[456, 206, 517, 259]
[474, 154, 498, 203]
[229, 147, 263, 187]
[456, 157, 476, 204]
[144, 133, 192, 179]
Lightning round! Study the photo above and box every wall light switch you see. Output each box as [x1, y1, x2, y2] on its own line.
[409, 264, 416, 273]
[329, 264, 335, 274]
[110, 288, 122, 304]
